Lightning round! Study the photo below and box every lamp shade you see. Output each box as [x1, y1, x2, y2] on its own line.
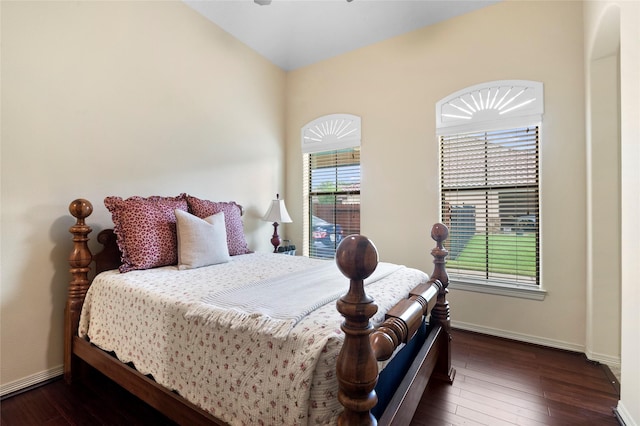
[262, 194, 292, 223]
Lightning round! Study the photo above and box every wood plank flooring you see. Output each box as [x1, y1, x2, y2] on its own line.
[413, 330, 620, 425]
[1, 330, 620, 425]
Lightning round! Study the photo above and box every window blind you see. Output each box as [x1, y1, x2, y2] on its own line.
[440, 126, 539, 286]
[307, 148, 360, 258]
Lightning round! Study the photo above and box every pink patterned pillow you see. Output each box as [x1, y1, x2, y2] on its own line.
[186, 195, 250, 256]
[105, 195, 188, 273]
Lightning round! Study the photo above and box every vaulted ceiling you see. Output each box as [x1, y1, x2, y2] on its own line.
[184, 0, 499, 71]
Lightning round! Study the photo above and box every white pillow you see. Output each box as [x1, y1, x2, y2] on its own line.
[175, 209, 231, 270]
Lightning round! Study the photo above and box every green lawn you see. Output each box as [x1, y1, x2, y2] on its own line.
[447, 233, 537, 277]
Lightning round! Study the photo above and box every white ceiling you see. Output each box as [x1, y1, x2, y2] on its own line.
[184, 0, 499, 71]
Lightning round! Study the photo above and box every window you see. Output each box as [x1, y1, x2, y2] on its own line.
[302, 114, 361, 258]
[436, 81, 544, 299]
[307, 149, 360, 258]
[441, 127, 539, 284]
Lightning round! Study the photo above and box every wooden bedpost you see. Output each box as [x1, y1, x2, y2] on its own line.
[335, 224, 455, 424]
[64, 199, 93, 383]
[429, 223, 456, 383]
[335, 235, 380, 426]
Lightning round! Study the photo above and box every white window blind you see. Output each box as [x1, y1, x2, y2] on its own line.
[440, 126, 540, 286]
[306, 148, 361, 258]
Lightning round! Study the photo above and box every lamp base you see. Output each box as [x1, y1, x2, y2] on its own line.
[270, 222, 281, 253]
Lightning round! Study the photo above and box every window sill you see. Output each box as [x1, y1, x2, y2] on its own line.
[448, 278, 547, 301]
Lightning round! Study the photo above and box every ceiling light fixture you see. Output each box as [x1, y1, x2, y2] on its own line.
[254, 0, 352, 4]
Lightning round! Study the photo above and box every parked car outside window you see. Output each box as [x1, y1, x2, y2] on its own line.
[311, 215, 343, 258]
[516, 214, 537, 232]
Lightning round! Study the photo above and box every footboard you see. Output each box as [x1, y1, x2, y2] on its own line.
[335, 224, 454, 425]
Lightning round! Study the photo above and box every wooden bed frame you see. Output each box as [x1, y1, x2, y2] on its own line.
[65, 198, 455, 425]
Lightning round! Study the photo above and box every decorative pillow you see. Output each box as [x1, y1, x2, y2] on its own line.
[175, 210, 231, 270]
[104, 195, 188, 273]
[186, 195, 250, 256]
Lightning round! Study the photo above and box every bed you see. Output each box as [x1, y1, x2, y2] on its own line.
[64, 195, 455, 425]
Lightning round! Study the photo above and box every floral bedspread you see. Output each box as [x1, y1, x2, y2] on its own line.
[78, 253, 429, 425]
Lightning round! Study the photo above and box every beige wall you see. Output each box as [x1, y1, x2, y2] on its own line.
[585, 2, 621, 373]
[1, 1, 286, 391]
[587, 54, 620, 362]
[287, 1, 589, 349]
[585, 1, 640, 424]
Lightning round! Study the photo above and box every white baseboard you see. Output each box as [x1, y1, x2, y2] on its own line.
[452, 320, 586, 353]
[452, 321, 622, 374]
[585, 349, 621, 367]
[0, 365, 63, 398]
[586, 349, 622, 376]
[616, 400, 638, 426]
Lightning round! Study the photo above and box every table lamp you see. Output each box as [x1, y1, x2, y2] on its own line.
[262, 194, 292, 253]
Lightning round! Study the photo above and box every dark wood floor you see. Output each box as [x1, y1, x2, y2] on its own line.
[1, 330, 620, 425]
[413, 330, 620, 425]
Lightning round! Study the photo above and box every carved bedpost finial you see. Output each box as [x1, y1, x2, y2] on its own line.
[65, 198, 94, 383]
[69, 198, 93, 224]
[430, 223, 449, 289]
[335, 235, 379, 426]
